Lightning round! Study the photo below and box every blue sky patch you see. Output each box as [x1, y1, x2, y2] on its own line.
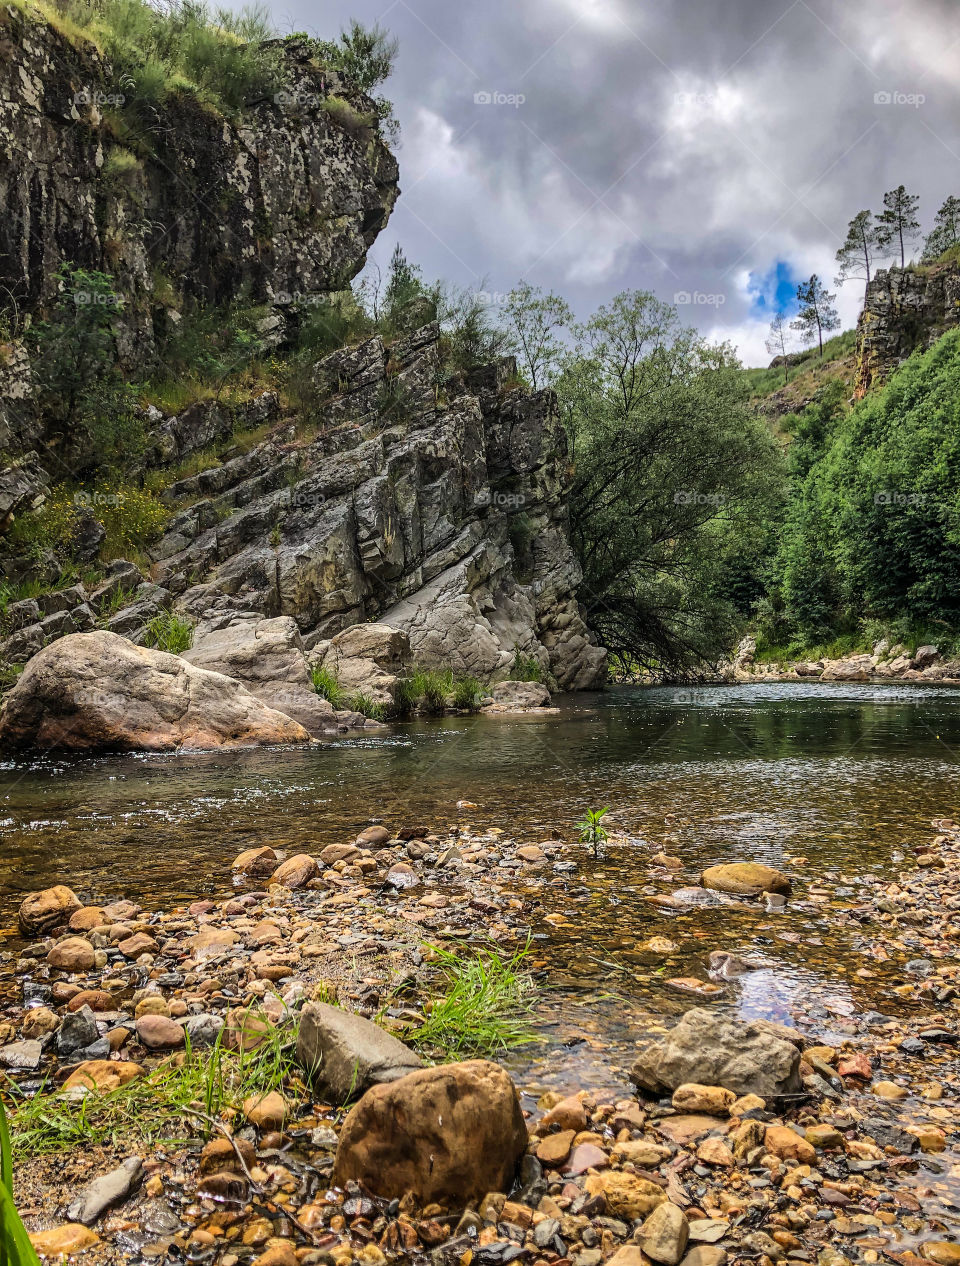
[747, 260, 803, 317]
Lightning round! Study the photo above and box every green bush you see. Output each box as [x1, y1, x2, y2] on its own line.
[349, 690, 385, 721]
[510, 651, 543, 683]
[450, 675, 484, 710]
[143, 611, 194, 653]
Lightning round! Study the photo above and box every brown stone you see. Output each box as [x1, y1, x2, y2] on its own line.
[199, 1137, 256, 1175]
[21, 1006, 59, 1039]
[47, 936, 96, 972]
[243, 1091, 287, 1129]
[696, 1137, 735, 1168]
[672, 1084, 736, 1116]
[187, 926, 239, 956]
[62, 1060, 144, 1092]
[29, 1225, 100, 1256]
[583, 1171, 667, 1219]
[764, 1125, 816, 1164]
[270, 854, 319, 888]
[701, 863, 791, 897]
[540, 1094, 588, 1132]
[232, 846, 278, 874]
[333, 1059, 527, 1208]
[68, 906, 106, 932]
[136, 1014, 184, 1050]
[537, 1129, 576, 1166]
[319, 843, 360, 865]
[67, 990, 114, 1013]
[19, 885, 82, 936]
[356, 825, 391, 848]
[119, 931, 159, 958]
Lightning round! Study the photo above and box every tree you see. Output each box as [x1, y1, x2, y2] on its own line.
[923, 195, 960, 261]
[503, 282, 573, 391]
[874, 185, 920, 268]
[765, 313, 793, 386]
[790, 275, 840, 358]
[835, 210, 876, 299]
[561, 290, 784, 674]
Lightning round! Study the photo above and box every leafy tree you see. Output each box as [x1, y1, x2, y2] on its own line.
[922, 195, 960, 261]
[309, 20, 399, 138]
[765, 312, 793, 386]
[874, 185, 920, 268]
[790, 275, 840, 358]
[562, 291, 784, 674]
[835, 210, 876, 297]
[383, 244, 429, 328]
[503, 282, 572, 391]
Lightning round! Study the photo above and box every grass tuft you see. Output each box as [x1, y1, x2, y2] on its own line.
[7, 1019, 295, 1161]
[407, 940, 536, 1056]
[310, 664, 348, 709]
[142, 611, 194, 654]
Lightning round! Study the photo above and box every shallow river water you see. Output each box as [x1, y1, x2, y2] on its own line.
[3, 681, 960, 1094]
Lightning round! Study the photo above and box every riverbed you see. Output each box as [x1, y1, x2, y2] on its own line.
[3, 681, 960, 1096]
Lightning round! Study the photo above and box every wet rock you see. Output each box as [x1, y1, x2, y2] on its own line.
[541, 1094, 589, 1132]
[0, 1038, 42, 1069]
[630, 1008, 802, 1099]
[583, 1171, 667, 1219]
[135, 1014, 184, 1049]
[700, 863, 791, 897]
[47, 936, 96, 972]
[199, 1137, 256, 1175]
[0, 631, 310, 752]
[118, 932, 158, 958]
[764, 1124, 816, 1163]
[19, 885, 82, 936]
[563, 1142, 609, 1175]
[921, 1245, 960, 1266]
[66, 1157, 142, 1225]
[29, 1225, 100, 1256]
[187, 926, 239, 955]
[270, 854, 319, 888]
[680, 1251, 727, 1266]
[69, 907, 106, 932]
[489, 681, 551, 708]
[639, 1201, 689, 1266]
[183, 1013, 224, 1046]
[333, 1059, 527, 1207]
[537, 1129, 576, 1165]
[62, 1060, 144, 1092]
[67, 990, 113, 1013]
[296, 1001, 423, 1100]
[357, 825, 391, 848]
[232, 846, 279, 875]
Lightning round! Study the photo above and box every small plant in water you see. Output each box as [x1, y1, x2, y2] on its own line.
[577, 806, 610, 857]
[408, 939, 535, 1055]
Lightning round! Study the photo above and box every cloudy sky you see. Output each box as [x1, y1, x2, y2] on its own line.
[265, 0, 958, 365]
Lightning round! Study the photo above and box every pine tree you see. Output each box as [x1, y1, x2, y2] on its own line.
[922, 196, 960, 261]
[765, 313, 793, 386]
[874, 185, 920, 268]
[835, 210, 875, 300]
[790, 276, 840, 359]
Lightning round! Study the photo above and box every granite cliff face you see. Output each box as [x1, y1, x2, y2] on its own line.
[855, 260, 960, 396]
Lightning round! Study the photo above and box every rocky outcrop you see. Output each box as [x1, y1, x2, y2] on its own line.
[182, 615, 334, 731]
[855, 261, 960, 396]
[155, 325, 606, 690]
[0, 630, 309, 751]
[0, 7, 399, 374]
[333, 1060, 528, 1207]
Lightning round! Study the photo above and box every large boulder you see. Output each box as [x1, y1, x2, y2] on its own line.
[0, 631, 310, 752]
[296, 1002, 423, 1100]
[700, 863, 791, 897]
[490, 680, 551, 708]
[18, 885, 81, 936]
[182, 616, 334, 732]
[630, 1008, 802, 1099]
[333, 1060, 527, 1207]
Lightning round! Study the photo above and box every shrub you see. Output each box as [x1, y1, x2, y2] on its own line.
[102, 147, 143, 185]
[510, 651, 543, 683]
[143, 611, 193, 653]
[322, 95, 376, 137]
[450, 675, 483, 710]
[95, 486, 170, 559]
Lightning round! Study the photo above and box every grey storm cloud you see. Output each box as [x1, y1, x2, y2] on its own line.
[263, 0, 959, 363]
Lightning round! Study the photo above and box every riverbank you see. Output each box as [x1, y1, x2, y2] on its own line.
[2, 803, 959, 1265]
[719, 637, 960, 687]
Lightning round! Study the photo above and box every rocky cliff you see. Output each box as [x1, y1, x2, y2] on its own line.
[855, 259, 960, 396]
[1, 323, 606, 691]
[0, 5, 606, 703]
[0, 5, 398, 365]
